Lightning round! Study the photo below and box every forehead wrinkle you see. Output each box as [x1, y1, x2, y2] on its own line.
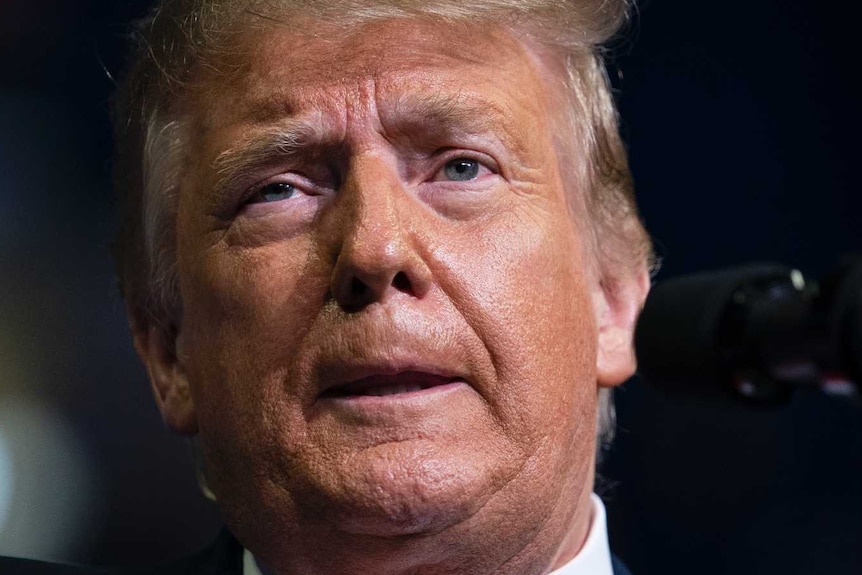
[230, 16, 531, 115]
[380, 88, 521, 151]
[241, 88, 329, 126]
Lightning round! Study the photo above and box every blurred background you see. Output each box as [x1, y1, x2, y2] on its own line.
[0, 0, 859, 573]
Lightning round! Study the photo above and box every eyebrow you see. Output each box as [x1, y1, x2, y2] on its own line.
[210, 119, 321, 201]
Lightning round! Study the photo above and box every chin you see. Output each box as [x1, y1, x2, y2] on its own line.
[295, 439, 514, 538]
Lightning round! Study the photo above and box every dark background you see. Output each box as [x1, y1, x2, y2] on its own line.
[0, 0, 859, 573]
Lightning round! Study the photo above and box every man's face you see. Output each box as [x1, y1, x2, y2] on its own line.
[155, 16, 615, 570]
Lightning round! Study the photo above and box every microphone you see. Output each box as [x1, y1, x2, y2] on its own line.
[634, 259, 862, 405]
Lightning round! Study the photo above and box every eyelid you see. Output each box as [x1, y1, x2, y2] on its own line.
[440, 148, 498, 170]
[244, 172, 321, 204]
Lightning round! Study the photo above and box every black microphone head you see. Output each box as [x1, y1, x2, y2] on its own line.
[635, 263, 807, 402]
[817, 256, 862, 386]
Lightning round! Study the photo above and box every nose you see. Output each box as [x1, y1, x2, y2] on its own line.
[328, 156, 433, 311]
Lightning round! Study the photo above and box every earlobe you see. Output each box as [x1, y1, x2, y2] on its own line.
[132, 323, 199, 435]
[595, 267, 651, 388]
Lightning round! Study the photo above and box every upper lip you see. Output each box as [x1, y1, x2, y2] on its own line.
[303, 305, 475, 400]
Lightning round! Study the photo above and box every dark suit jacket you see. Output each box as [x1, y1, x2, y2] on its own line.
[0, 529, 242, 575]
[0, 529, 633, 574]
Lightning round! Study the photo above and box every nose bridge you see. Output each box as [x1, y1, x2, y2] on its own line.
[342, 152, 408, 260]
[329, 151, 431, 309]
[336, 79, 412, 252]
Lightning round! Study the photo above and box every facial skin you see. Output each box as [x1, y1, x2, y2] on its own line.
[135, 16, 647, 575]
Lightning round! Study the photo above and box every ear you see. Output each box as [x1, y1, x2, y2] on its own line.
[593, 266, 651, 388]
[131, 321, 199, 435]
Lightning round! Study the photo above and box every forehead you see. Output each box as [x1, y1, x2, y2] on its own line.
[194, 16, 562, 132]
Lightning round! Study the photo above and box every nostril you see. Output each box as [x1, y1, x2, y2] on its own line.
[336, 269, 422, 311]
[350, 277, 367, 298]
[392, 271, 411, 292]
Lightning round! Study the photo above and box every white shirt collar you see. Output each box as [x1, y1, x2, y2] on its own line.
[547, 494, 614, 575]
[243, 493, 613, 575]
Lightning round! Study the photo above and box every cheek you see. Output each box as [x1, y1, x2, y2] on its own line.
[435, 206, 598, 441]
[177, 230, 323, 428]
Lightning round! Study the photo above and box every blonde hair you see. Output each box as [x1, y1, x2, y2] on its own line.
[113, 0, 651, 450]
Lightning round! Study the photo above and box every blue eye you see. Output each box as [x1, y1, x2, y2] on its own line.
[253, 182, 297, 203]
[443, 158, 480, 181]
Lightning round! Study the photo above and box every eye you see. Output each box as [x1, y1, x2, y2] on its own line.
[442, 158, 481, 182]
[250, 182, 298, 204]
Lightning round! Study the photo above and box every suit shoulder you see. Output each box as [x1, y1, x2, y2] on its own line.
[612, 554, 634, 575]
[0, 556, 114, 574]
[0, 529, 241, 575]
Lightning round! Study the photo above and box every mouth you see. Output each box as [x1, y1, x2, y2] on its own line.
[320, 372, 460, 399]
